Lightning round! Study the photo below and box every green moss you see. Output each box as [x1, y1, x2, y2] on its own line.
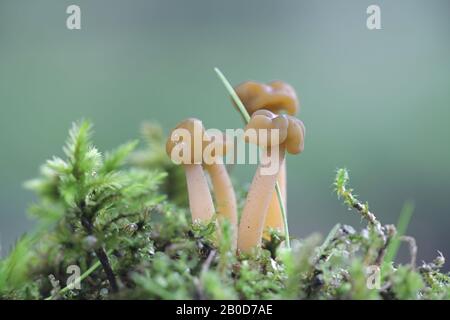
[0, 122, 448, 300]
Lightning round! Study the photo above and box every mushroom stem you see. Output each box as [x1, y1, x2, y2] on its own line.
[204, 163, 238, 247]
[184, 164, 215, 223]
[238, 146, 286, 252]
[264, 162, 287, 236]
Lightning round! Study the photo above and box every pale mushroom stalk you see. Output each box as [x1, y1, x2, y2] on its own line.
[204, 163, 238, 247]
[264, 163, 287, 235]
[184, 164, 215, 222]
[238, 145, 286, 252]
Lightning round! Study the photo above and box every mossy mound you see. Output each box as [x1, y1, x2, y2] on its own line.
[0, 121, 448, 300]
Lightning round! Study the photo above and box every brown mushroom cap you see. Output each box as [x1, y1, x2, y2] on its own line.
[244, 110, 288, 147]
[166, 119, 234, 165]
[244, 110, 304, 153]
[234, 81, 299, 116]
[285, 117, 305, 154]
[166, 118, 205, 164]
[204, 130, 234, 158]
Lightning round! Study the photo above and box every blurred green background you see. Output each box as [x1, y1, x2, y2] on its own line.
[1, 0, 449, 268]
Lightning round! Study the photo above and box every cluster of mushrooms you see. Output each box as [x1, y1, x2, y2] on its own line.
[165, 81, 305, 253]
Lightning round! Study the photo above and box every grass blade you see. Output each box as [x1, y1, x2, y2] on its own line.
[383, 201, 415, 266]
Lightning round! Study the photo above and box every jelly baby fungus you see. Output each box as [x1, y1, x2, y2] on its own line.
[234, 81, 298, 117]
[203, 130, 238, 248]
[166, 118, 215, 223]
[237, 110, 305, 253]
[166, 118, 238, 247]
[234, 80, 300, 237]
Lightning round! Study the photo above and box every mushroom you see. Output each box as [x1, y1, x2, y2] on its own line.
[166, 119, 238, 246]
[234, 81, 298, 116]
[203, 131, 238, 247]
[237, 110, 305, 252]
[234, 81, 299, 237]
[166, 118, 215, 223]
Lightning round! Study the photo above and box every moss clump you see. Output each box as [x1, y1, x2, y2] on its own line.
[0, 121, 448, 300]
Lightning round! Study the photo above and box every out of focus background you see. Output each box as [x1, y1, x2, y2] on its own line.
[1, 0, 449, 268]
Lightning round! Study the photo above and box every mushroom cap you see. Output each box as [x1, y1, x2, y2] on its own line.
[205, 130, 234, 157]
[244, 110, 288, 147]
[166, 118, 205, 164]
[234, 81, 299, 116]
[166, 118, 233, 164]
[285, 116, 305, 154]
[244, 110, 305, 154]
